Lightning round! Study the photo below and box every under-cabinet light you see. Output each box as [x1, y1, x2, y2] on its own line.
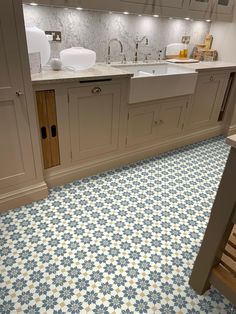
[76, 7, 83, 10]
[29, 2, 38, 5]
[153, 14, 159, 17]
[123, 12, 129, 15]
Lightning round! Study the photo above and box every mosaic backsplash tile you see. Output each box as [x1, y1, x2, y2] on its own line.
[23, 4, 210, 62]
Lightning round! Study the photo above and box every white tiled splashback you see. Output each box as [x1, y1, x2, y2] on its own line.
[23, 4, 210, 63]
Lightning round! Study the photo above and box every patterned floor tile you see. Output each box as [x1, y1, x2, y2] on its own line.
[0, 136, 236, 313]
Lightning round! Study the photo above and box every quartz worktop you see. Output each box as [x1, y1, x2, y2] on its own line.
[31, 64, 133, 85]
[31, 61, 236, 85]
[106, 60, 236, 72]
[173, 61, 236, 72]
[226, 134, 236, 148]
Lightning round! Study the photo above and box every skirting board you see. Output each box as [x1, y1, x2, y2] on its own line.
[45, 125, 224, 188]
[226, 124, 236, 136]
[0, 182, 48, 213]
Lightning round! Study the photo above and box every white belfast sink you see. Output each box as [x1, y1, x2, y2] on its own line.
[113, 63, 198, 104]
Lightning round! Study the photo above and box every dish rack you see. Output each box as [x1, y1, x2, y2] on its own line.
[189, 135, 236, 306]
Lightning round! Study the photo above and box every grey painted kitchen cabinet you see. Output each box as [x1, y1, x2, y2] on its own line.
[126, 97, 187, 147]
[23, 0, 233, 20]
[68, 84, 121, 161]
[0, 0, 47, 211]
[185, 72, 230, 131]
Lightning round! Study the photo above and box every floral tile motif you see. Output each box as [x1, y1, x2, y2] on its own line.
[0, 136, 236, 314]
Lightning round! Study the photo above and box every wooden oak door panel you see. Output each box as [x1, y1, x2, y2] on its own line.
[0, 2, 35, 189]
[68, 84, 120, 161]
[36, 90, 60, 169]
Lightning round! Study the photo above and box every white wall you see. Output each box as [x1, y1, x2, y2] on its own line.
[210, 5, 236, 62]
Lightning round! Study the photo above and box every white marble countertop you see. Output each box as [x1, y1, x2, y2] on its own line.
[31, 64, 133, 85]
[106, 60, 236, 72]
[174, 61, 236, 72]
[31, 61, 236, 85]
[226, 135, 236, 148]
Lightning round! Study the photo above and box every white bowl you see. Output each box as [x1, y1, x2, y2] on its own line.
[60, 47, 96, 71]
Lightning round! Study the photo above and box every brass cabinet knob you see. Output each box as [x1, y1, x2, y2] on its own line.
[92, 87, 102, 94]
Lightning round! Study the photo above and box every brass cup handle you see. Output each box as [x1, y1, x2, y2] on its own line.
[92, 87, 102, 94]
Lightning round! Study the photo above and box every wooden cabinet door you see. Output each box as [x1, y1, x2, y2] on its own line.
[36, 90, 60, 169]
[186, 72, 230, 131]
[68, 84, 120, 161]
[0, 1, 35, 189]
[126, 103, 158, 146]
[157, 98, 186, 139]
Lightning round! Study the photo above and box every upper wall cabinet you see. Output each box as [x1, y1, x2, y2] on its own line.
[23, 0, 187, 15]
[188, 0, 234, 20]
[216, 0, 234, 14]
[189, 0, 211, 11]
[118, 0, 185, 14]
[23, 0, 233, 21]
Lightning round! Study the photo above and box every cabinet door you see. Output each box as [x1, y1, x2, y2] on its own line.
[36, 90, 60, 169]
[189, 0, 211, 11]
[216, 0, 234, 14]
[157, 98, 186, 139]
[0, 1, 35, 189]
[186, 72, 230, 131]
[68, 84, 120, 161]
[120, 0, 184, 8]
[126, 104, 158, 146]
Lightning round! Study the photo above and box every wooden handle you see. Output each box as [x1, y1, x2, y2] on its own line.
[41, 126, 47, 139]
[51, 125, 57, 138]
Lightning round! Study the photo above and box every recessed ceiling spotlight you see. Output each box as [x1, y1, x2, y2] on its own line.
[76, 7, 83, 10]
[153, 14, 159, 17]
[123, 11, 129, 15]
[206, 19, 211, 22]
[185, 17, 190, 20]
[30, 2, 38, 5]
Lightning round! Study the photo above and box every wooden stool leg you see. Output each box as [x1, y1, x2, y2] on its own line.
[189, 148, 236, 294]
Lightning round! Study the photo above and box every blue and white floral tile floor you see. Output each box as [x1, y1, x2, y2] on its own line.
[1, 136, 236, 314]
